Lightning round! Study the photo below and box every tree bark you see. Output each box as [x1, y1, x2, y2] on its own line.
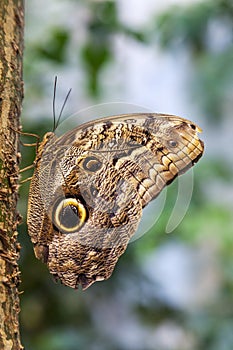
[0, 1, 24, 349]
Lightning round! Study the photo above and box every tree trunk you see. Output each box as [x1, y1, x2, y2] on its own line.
[0, 0, 24, 349]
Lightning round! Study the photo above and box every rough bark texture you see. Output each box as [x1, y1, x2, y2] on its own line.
[0, 0, 24, 349]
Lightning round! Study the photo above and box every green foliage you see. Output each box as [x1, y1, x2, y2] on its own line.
[80, 1, 147, 97]
[193, 48, 233, 119]
[33, 28, 70, 63]
[156, 0, 233, 52]
[80, 2, 115, 96]
[156, 2, 213, 51]
[155, 0, 233, 121]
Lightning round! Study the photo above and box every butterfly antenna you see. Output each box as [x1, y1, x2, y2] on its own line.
[52, 76, 58, 132]
[55, 88, 72, 131]
[52, 76, 72, 131]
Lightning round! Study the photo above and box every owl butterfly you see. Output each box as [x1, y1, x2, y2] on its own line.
[27, 113, 204, 290]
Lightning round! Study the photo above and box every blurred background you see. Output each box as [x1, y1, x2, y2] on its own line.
[18, 0, 233, 349]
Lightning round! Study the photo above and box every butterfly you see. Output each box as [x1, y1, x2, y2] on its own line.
[27, 113, 204, 289]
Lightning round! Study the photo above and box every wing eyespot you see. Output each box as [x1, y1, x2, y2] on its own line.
[82, 156, 103, 172]
[168, 140, 178, 148]
[189, 123, 196, 130]
[53, 197, 87, 234]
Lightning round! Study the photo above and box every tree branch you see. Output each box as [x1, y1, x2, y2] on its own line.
[0, 0, 24, 348]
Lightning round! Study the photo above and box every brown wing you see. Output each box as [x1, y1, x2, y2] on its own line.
[27, 113, 204, 289]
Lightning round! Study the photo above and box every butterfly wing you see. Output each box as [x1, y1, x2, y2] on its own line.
[27, 113, 204, 289]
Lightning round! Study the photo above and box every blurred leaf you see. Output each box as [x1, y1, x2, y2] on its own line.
[81, 1, 147, 97]
[33, 28, 70, 64]
[199, 158, 233, 182]
[156, 2, 213, 52]
[193, 48, 233, 119]
[154, 0, 233, 121]
[81, 41, 112, 96]
[156, 0, 233, 53]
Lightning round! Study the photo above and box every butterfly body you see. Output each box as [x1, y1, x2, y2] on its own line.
[27, 113, 204, 289]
